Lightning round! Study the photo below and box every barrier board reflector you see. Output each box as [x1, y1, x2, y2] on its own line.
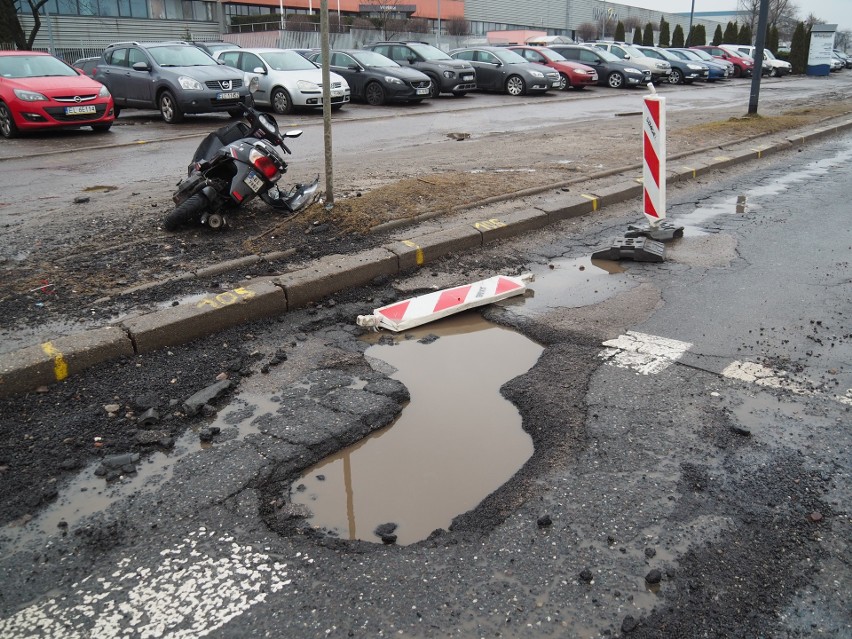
[356, 274, 531, 332]
[642, 90, 666, 225]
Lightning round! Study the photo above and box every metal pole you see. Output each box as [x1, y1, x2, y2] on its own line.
[748, 0, 770, 114]
[45, 6, 55, 55]
[279, 0, 284, 30]
[687, 0, 695, 46]
[436, 0, 441, 48]
[320, 0, 334, 208]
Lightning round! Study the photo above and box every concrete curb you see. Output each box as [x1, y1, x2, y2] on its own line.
[2, 116, 852, 398]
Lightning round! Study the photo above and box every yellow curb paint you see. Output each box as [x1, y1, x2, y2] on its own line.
[751, 149, 763, 158]
[402, 240, 424, 266]
[580, 194, 599, 211]
[635, 177, 644, 184]
[714, 156, 732, 162]
[683, 166, 697, 178]
[41, 342, 68, 381]
[474, 218, 507, 231]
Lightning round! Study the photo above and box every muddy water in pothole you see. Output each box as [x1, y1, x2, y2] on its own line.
[290, 313, 543, 545]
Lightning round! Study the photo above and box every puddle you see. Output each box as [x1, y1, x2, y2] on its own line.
[290, 313, 543, 545]
[673, 143, 852, 235]
[83, 185, 119, 193]
[0, 395, 273, 558]
[502, 256, 633, 316]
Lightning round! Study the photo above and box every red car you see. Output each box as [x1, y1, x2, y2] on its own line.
[508, 45, 599, 90]
[0, 50, 115, 139]
[691, 46, 754, 78]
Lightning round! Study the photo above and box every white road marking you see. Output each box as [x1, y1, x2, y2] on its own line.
[722, 360, 852, 406]
[0, 527, 307, 638]
[598, 331, 693, 375]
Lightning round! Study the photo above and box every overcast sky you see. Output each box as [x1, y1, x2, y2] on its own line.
[623, 1, 852, 31]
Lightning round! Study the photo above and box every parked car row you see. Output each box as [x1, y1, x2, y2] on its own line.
[0, 38, 845, 138]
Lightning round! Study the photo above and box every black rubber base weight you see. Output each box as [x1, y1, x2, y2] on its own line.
[625, 220, 685, 241]
[592, 236, 666, 262]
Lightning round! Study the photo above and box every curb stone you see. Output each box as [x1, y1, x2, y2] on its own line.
[1, 117, 851, 397]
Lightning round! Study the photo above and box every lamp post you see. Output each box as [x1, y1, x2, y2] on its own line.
[687, 0, 695, 46]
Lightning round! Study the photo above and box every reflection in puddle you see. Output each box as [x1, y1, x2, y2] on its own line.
[505, 256, 633, 315]
[291, 313, 543, 545]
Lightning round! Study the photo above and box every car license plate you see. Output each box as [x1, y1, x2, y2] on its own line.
[217, 92, 239, 100]
[416, 88, 429, 95]
[244, 171, 264, 193]
[462, 74, 473, 81]
[331, 89, 343, 97]
[552, 81, 561, 87]
[65, 105, 96, 115]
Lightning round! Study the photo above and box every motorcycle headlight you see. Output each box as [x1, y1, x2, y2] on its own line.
[529, 70, 544, 78]
[13, 88, 47, 101]
[98, 85, 111, 98]
[177, 76, 204, 91]
[384, 76, 404, 85]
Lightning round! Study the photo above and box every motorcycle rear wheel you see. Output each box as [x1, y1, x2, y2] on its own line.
[163, 193, 207, 231]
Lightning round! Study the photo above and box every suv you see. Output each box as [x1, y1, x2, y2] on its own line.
[94, 41, 251, 122]
[593, 42, 672, 82]
[363, 41, 476, 98]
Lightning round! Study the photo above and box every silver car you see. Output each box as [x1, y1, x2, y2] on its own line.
[215, 47, 350, 114]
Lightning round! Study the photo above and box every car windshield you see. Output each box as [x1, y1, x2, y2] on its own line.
[690, 49, 715, 61]
[652, 48, 679, 61]
[260, 50, 319, 71]
[493, 49, 529, 64]
[0, 54, 78, 78]
[593, 48, 620, 62]
[148, 45, 217, 67]
[538, 47, 566, 61]
[763, 50, 777, 60]
[352, 51, 399, 68]
[667, 50, 690, 60]
[408, 43, 453, 61]
[622, 45, 647, 58]
[675, 49, 702, 61]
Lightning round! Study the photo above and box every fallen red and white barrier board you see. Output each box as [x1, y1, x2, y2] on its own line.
[356, 274, 532, 332]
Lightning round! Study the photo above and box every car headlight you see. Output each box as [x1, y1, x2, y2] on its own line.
[297, 80, 320, 91]
[687, 64, 703, 70]
[13, 88, 47, 101]
[384, 76, 404, 85]
[442, 70, 455, 78]
[98, 85, 111, 98]
[177, 76, 204, 91]
[625, 67, 641, 74]
[529, 70, 544, 78]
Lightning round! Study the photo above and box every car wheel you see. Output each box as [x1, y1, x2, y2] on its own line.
[607, 72, 625, 89]
[0, 101, 19, 139]
[271, 87, 294, 115]
[428, 76, 441, 99]
[769, 67, 778, 77]
[159, 90, 184, 123]
[733, 65, 742, 78]
[558, 73, 570, 90]
[365, 81, 386, 106]
[670, 69, 683, 84]
[112, 106, 121, 118]
[91, 123, 112, 133]
[505, 75, 526, 96]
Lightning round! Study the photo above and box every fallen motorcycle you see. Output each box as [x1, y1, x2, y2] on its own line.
[163, 90, 318, 231]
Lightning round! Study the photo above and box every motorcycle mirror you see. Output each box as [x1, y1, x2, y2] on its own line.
[284, 129, 303, 138]
[249, 76, 260, 93]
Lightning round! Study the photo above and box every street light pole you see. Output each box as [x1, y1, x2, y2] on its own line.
[687, 0, 695, 46]
[748, 0, 770, 114]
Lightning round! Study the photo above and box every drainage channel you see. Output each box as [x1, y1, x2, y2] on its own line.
[290, 313, 543, 546]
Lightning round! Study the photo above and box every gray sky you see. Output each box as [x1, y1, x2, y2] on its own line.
[623, 1, 852, 31]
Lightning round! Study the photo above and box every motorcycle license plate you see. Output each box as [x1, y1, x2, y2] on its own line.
[416, 88, 429, 95]
[217, 92, 240, 100]
[65, 105, 96, 115]
[244, 171, 264, 193]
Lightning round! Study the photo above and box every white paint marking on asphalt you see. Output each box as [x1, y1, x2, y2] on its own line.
[721, 360, 852, 406]
[599, 331, 693, 375]
[0, 527, 306, 638]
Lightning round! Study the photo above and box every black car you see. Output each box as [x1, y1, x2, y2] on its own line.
[363, 41, 476, 98]
[635, 46, 709, 84]
[94, 41, 250, 122]
[309, 49, 432, 105]
[449, 46, 560, 96]
[548, 45, 651, 89]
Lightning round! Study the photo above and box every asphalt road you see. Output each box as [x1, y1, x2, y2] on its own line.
[0, 127, 849, 637]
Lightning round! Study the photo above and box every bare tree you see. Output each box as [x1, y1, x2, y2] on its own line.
[576, 22, 598, 42]
[1, 0, 50, 49]
[740, 0, 801, 41]
[445, 16, 470, 37]
[623, 16, 642, 32]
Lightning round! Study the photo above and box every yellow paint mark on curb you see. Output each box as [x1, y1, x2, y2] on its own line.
[714, 155, 732, 162]
[683, 166, 697, 178]
[751, 148, 763, 158]
[474, 218, 507, 231]
[135, 141, 148, 145]
[41, 342, 68, 381]
[635, 177, 644, 184]
[580, 194, 599, 211]
[402, 240, 424, 266]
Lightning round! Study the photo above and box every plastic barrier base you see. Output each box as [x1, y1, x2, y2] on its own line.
[625, 220, 684, 241]
[592, 237, 666, 262]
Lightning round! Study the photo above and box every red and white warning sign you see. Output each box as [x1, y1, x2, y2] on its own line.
[642, 87, 666, 226]
[356, 274, 532, 332]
